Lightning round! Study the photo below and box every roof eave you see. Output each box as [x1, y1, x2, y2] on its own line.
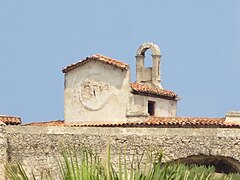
[131, 90, 178, 101]
[62, 56, 129, 74]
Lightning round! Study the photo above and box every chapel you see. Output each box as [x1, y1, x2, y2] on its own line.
[62, 42, 180, 124]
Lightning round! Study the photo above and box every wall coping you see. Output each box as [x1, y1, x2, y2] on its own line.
[5, 126, 240, 138]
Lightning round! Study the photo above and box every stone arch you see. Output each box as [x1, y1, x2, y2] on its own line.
[171, 155, 240, 174]
[135, 42, 162, 88]
[136, 42, 161, 56]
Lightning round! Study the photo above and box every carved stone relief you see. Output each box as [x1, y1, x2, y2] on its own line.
[77, 75, 113, 111]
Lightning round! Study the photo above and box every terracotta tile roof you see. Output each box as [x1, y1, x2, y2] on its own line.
[62, 54, 129, 73]
[144, 117, 228, 127]
[66, 117, 240, 128]
[25, 120, 64, 126]
[131, 83, 178, 99]
[24, 117, 240, 128]
[0, 115, 21, 125]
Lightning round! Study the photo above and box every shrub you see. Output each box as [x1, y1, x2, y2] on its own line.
[5, 144, 240, 180]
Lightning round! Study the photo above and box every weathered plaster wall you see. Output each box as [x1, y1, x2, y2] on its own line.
[64, 60, 131, 123]
[128, 94, 177, 117]
[136, 42, 162, 88]
[4, 126, 240, 178]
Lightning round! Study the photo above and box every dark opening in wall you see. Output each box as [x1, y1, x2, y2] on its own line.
[172, 155, 240, 174]
[148, 101, 155, 116]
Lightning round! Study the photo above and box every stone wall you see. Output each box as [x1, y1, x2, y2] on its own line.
[3, 126, 240, 179]
[0, 123, 7, 179]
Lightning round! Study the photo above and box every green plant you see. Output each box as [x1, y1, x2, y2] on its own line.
[5, 144, 240, 180]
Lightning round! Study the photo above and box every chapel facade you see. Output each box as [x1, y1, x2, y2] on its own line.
[62, 42, 180, 124]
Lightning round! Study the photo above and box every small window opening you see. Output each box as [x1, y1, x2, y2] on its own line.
[144, 50, 152, 68]
[148, 101, 155, 116]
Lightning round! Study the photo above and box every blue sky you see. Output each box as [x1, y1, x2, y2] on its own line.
[1, 1, 240, 123]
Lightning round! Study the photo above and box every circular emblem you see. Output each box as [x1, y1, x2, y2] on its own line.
[79, 76, 112, 111]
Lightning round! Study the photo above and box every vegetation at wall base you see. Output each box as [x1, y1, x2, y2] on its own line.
[5, 144, 240, 180]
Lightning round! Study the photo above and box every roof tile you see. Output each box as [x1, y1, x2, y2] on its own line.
[131, 82, 177, 99]
[25, 120, 64, 126]
[24, 116, 240, 128]
[62, 54, 129, 73]
[0, 115, 21, 125]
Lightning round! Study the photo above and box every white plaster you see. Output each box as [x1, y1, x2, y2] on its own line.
[64, 60, 131, 123]
[136, 42, 161, 56]
[136, 42, 162, 88]
[225, 111, 240, 124]
[127, 94, 177, 117]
